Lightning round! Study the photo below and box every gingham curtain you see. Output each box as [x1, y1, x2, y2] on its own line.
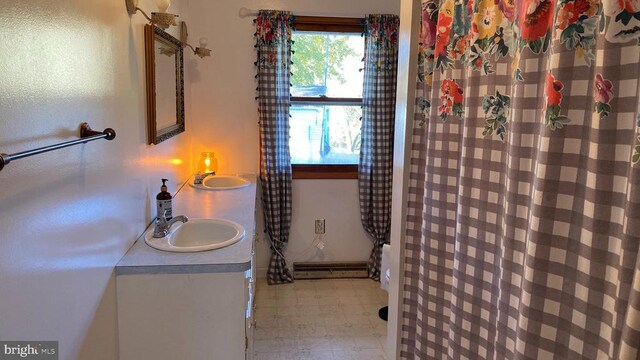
[359, 14, 400, 281]
[255, 10, 294, 285]
[401, 0, 640, 359]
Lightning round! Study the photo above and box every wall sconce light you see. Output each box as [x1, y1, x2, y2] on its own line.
[125, 0, 178, 29]
[180, 22, 212, 59]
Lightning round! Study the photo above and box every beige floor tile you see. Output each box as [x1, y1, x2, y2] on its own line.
[297, 305, 323, 316]
[259, 298, 278, 307]
[277, 327, 299, 338]
[314, 281, 337, 291]
[277, 315, 298, 329]
[335, 289, 358, 298]
[297, 324, 328, 338]
[352, 336, 382, 350]
[297, 336, 333, 351]
[348, 324, 382, 337]
[326, 324, 360, 337]
[319, 305, 342, 315]
[371, 322, 388, 336]
[351, 348, 387, 360]
[257, 306, 278, 316]
[357, 288, 385, 296]
[292, 281, 316, 290]
[295, 288, 318, 298]
[290, 349, 335, 360]
[363, 303, 384, 314]
[377, 335, 387, 350]
[333, 279, 355, 288]
[278, 336, 300, 352]
[254, 278, 387, 360]
[344, 315, 373, 326]
[329, 335, 357, 350]
[254, 328, 275, 340]
[297, 297, 320, 306]
[332, 349, 357, 360]
[340, 304, 369, 316]
[323, 326, 341, 337]
[295, 315, 326, 327]
[315, 296, 338, 305]
[253, 351, 292, 360]
[255, 314, 279, 328]
[256, 289, 277, 300]
[277, 305, 301, 317]
[254, 339, 281, 352]
[277, 288, 298, 297]
[277, 296, 300, 306]
[277, 282, 296, 289]
[329, 315, 356, 327]
[338, 296, 361, 305]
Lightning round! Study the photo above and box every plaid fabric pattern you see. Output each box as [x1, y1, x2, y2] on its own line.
[401, 2, 640, 359]
[359, 14, 400, 281]
[255, 10, 294, 285]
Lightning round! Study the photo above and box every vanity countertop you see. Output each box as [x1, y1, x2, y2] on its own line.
[116, 174, 257, 275]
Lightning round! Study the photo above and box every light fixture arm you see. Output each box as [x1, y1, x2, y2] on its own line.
[183, 42, 196, 53]
[134, 7, 153, 23]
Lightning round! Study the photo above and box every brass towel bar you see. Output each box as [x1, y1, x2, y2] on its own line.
[0, 122, 116, 172]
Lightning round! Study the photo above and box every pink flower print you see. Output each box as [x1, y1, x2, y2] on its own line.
[420, 5, 437, 47]
[594, 74, 614, 104]
[495, 0, 516, 21]
[594, 74, 614, 119]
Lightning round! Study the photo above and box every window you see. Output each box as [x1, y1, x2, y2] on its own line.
[290, 17, 364, 179]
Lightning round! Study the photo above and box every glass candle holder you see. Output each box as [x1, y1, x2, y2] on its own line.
[197, 152, 218, 174]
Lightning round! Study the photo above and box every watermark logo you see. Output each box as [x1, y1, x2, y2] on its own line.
[1, 342, 57, 359]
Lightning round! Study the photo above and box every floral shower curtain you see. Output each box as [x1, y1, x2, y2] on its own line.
[255, 10, 294, 285]
[402, 0, 640, 359]
[359, 14, 400, 281]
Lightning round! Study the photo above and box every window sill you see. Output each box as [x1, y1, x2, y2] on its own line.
[292, 164, 358, 179]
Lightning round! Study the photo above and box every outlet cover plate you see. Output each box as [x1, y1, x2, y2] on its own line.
[315, 219, 325, 234]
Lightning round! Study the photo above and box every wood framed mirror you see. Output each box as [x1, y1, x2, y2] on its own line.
[144, 24, 185, 145]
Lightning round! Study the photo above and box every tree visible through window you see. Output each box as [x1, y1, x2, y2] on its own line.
[289, 19, 364, 178]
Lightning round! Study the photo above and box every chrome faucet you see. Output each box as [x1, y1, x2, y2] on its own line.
[153, 210, 188, 238]
[193, 171, 215, 185]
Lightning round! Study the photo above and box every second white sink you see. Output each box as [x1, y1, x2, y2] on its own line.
[189, 175, 251, 191]
[144, 218, 245, 253]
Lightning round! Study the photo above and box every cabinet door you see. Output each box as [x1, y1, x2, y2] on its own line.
[117, 272, 247, 360]
[244, 236, 256, 359]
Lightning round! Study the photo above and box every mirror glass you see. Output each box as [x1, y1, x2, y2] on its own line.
[145, 25, 185, 145]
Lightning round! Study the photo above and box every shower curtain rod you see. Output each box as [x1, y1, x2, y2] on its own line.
[238, 7, 366, 19]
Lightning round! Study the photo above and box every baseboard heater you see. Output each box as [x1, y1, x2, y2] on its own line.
[293, 261, 369, 279]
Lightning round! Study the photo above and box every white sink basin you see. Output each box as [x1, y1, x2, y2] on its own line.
[189, 175, 251, 191]
[144, 218, 245, 252]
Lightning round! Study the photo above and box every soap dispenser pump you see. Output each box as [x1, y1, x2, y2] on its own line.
[156, 179, 172, 220]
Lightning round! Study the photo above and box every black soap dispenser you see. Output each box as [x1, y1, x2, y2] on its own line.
[156, 179, 172, 220]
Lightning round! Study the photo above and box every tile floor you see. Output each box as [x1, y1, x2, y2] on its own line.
[253, 278, 389, 360]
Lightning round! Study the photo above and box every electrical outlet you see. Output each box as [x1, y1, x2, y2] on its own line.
[315, 219, 325, 234]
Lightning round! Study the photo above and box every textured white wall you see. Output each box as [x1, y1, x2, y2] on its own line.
[187, 0, 400, 276]
[0, 0, 195, 359]
[0, 0, 401, 357]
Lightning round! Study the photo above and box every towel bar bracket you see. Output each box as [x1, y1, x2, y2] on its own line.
[80, 122, 116, 141]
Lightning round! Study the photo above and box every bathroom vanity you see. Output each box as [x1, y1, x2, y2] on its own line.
[115, 175, 257, 360]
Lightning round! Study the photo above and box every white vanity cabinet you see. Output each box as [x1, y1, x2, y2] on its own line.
[115, 176, 257, 360]
[244, 248, 256, 359]
[116, 266, 255, 360]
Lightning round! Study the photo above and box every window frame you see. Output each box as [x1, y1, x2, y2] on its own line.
[290, 17, 365, 180]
